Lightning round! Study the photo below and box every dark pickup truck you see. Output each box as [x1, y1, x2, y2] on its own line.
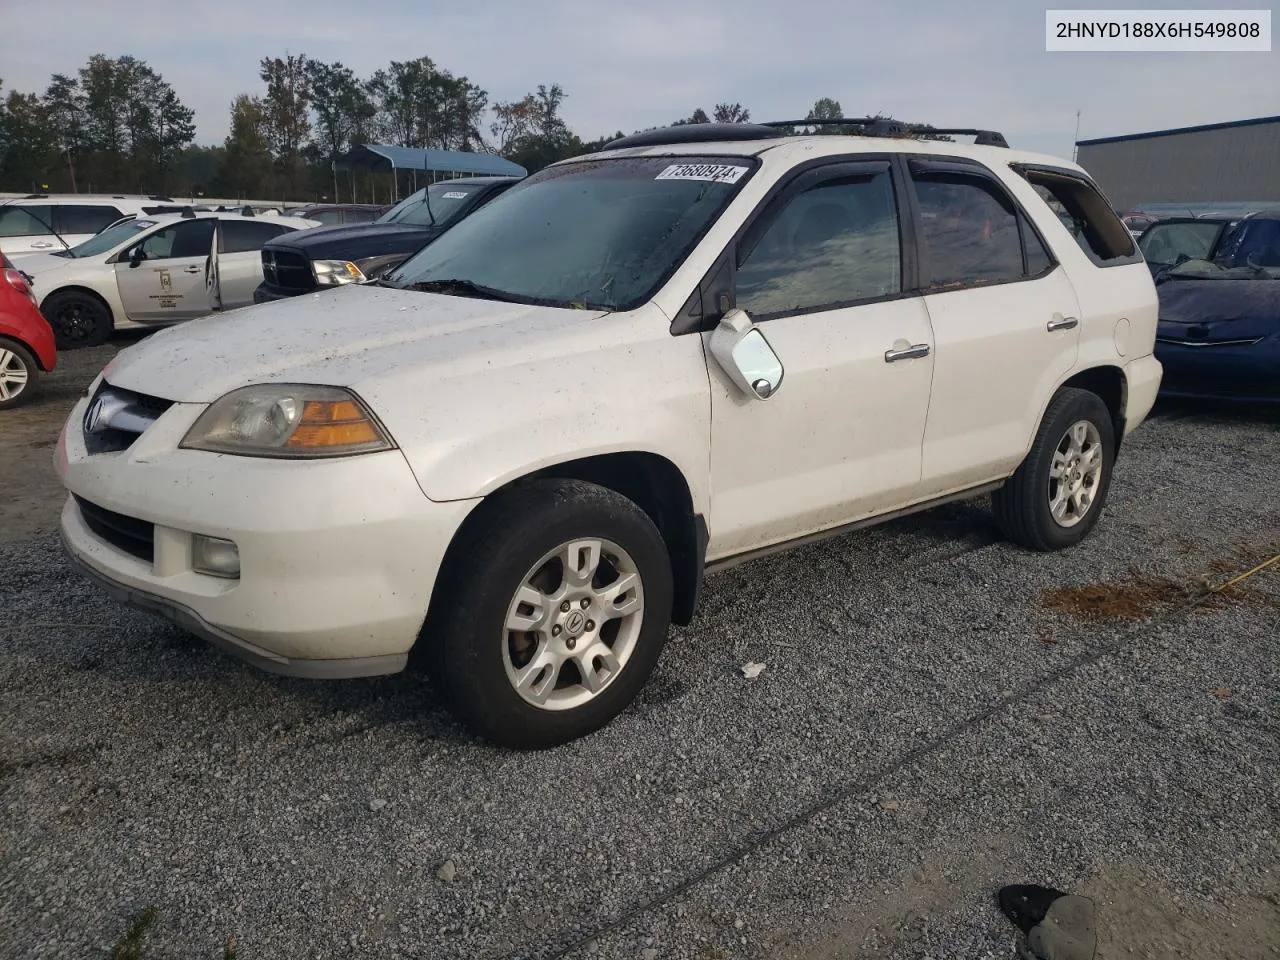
[253, 176, 520, 302]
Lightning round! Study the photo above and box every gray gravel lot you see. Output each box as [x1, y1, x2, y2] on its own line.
[1, 343, 1278, 959]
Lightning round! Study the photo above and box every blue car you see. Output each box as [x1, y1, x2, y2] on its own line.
[1138, 210, 1280, 402]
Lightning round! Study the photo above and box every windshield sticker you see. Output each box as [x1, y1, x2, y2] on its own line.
[441, 191, 469, 199]
[655, 163, 749, 184]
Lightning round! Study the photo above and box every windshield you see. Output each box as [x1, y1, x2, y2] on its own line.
[377, 182, 483, 227]
[68, 219, 156, 258]
[1212, 217, 1280, 271]
[1139, 221, 1223, 264]
[387, 156, 756, 310]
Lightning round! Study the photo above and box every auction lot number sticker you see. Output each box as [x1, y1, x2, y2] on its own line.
[655, 163, 749, 184]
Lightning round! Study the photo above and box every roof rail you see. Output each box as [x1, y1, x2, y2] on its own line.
[763, 118, 1009, 148]
[603, 123, 785, 150]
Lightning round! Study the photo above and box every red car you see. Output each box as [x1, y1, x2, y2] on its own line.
[0, 248, 57, 409]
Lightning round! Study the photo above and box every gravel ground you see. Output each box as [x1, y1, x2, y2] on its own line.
[1, 341, 1278, 959]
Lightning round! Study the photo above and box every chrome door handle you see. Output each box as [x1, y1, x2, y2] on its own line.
[884, 343, 931, 362]
[30, 241, 54, 249]
[183, 265, 202, 274]
[1047, 316, 1079, 332]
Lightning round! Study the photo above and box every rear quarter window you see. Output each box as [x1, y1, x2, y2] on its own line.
[1017, 166, 1141, 267]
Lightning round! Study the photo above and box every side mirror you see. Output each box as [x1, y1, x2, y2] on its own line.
[708, 308, 784, 401]
[128, 248, 144, 268]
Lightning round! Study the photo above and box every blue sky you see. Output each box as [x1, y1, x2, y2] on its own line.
[1, 0, 1276, 159]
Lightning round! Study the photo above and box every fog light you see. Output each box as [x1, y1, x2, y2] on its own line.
[193, 535, 240, 578]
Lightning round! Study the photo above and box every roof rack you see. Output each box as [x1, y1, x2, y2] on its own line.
[764, 118, 1009, 148]
[604, 123, 784, 150]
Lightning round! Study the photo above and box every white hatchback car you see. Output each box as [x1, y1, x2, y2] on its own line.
[55, 120, 1161, 748]
[17, 211, 321, 348]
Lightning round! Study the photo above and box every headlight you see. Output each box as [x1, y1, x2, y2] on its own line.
[311, 259, 366, 286]
[180, 384, 394, 458]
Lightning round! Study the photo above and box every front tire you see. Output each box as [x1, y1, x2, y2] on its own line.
[424, 479, 674, 749]
[42, 290, 113, 350]
[992, 387, 1116, 551]
[0, 339, 39, 409]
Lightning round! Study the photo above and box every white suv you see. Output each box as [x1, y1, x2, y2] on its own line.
[0, 195, 189, 255]
[55, 120, 1162, 749]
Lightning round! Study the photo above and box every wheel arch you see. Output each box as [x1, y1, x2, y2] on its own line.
[39, 284, 117, 325]
[431, 451, 707, 629]
[1059, 364, 1127, 452]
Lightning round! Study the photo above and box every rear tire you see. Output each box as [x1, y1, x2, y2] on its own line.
[992, 387, 1116, 551]
[0, 338, 39, 409]
[423, 479, 674, 749]
[42, 289, 113, 350]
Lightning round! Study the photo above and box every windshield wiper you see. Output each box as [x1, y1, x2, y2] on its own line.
[405, 278, 525, 303]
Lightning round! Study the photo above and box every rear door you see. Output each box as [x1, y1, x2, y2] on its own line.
[0, 204, 59, 254]
[906, 156, 1083, 492]
[114, 218, 217, 322]
[214, 219, 293, 308]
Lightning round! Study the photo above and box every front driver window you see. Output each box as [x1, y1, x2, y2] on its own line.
[735, 172, 902, 317]
[135, 220, 215, 261]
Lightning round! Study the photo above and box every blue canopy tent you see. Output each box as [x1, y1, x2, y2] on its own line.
[334, 145, 527, 202]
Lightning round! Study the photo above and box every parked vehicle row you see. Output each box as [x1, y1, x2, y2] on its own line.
[12, 210, 322, 348]
[55, 120, 1165, 748]
[254, 177, 519, 302]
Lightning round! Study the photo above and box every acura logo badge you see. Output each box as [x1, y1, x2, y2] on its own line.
[83, 392, 127, 434]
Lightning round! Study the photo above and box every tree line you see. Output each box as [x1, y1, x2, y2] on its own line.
[0, 54, 947, 203]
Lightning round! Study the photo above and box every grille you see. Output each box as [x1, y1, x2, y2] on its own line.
[82, 382, 174, 455]
[74, 496, 155, 564]
[261, 248, 315, 293]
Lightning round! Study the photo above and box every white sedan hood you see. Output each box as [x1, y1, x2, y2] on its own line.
[102, 284, 610, 404]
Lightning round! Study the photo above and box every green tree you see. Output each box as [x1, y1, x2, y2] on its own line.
[259, 54, 312, 192]
[307, 59, 374, 160]
[0, 89, 60, 191]
[218, 94, 274, 198]
[367, 57, 488, 151]
[712, 102, 750, 123]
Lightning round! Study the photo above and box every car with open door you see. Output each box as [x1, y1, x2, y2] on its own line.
[16, 210, 321, 348]
[54, 119, 1160, 749]
[253, 176, 520, 302]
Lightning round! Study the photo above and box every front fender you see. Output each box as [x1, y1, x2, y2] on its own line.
[360, 309, 714, 515]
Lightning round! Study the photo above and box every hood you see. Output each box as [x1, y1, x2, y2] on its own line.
[1156, 278, 1280, 342]
[102, 284, 609, 404]
[9, 252, 79, 276]
[266, 222, 440, 260]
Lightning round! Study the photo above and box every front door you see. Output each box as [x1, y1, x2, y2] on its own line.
[213, 219, 289, 308]
[704, 160, 937, 559]
[114, 218, 217, 322]
[905, 158, 1083, 492]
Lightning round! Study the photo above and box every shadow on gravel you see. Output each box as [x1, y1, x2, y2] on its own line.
[1149, 396, 1280, 426]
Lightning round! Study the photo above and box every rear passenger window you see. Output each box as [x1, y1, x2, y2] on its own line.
[1021, 169, 1136, 264]
[220, 220, 289, 253]
[58, 205, 124, 235]
[912, 175, 1024, 288]
[0, 205, 54, 238]
[735, 171, 902, 316]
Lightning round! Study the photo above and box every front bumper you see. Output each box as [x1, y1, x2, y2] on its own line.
[1154, 340, 1280, 402]
[56, 390, 479, 678]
